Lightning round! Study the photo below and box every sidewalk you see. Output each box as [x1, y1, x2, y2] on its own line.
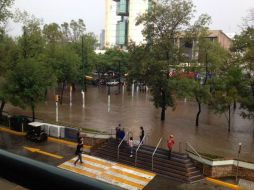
[0, 177, 28, 190]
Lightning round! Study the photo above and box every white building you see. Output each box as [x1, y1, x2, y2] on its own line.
[105, 0, 154, 48]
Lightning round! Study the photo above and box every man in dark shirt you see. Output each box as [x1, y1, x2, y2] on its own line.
[74, 137, 84, 166]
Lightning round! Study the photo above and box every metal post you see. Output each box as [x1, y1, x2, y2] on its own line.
[70, 85, 72, 106]
[55, 95, 59, 122]
[236, 142, 242, 183]
[118, 61, 121, 94]
[132, 82, 134, 97]
[108, 85, 111, 112]
[81, 90, 85, 108]
[56, 102, 58, 122]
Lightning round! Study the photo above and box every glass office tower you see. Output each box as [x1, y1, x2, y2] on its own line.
[105, 0, 154, 48]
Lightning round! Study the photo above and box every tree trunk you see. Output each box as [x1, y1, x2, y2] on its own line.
[161, 107, 165, 121]
[60, 81, 65, 105]
[44, 88, 48, 100]
[31, 105, 35, 122]
[71, 83, 76, 92]
[0, 100, 6, 118]
[233, 100, 236, 111]
[228, 105, 231, 132]
[195, 97, 201, 127]
[161, 88, 166, 121]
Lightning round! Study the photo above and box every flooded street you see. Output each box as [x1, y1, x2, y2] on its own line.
[4, 86, 254, 162]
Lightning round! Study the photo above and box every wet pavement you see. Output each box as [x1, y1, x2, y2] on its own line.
[0, 128, 75, 166]
[0, 177, 28, 190]
[0, 130, 234, 190]
[4, 86, 254, 162]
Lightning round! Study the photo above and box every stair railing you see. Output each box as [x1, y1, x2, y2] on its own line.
[152, 137, 163, 171]
[117, 132, 128, 160]
[135, 134, 146, 166]
[185, 142, 205, 175]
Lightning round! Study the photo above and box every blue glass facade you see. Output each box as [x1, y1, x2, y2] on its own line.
[116, 20, 128, 45]
[116, 0, 129, 15]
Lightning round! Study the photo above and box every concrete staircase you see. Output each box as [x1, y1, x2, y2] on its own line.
[91, 139, 203, 183]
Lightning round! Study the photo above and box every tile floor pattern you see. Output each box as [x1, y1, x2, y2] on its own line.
[58, 154, 156, 190]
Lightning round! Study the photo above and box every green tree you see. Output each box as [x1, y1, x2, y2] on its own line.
[136, 0, 204, 120]
[4, 59, 55, 121]
[0, 0, 14, 34]
[127, 43, 149, 86]
[0, 33, 18, 117]
[210, 66, 243, 132]
[45, 45, 80, 104]
[231, 23, 254, 122]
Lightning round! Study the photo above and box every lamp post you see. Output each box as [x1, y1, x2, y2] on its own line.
[81, 36, 86, 108]
[55, 95, 59, 122]
[235, 142, 242, 183]
[131, 81, 134, 97]
[107, 84, 111, 112]
[118, 60, 121, 94]
[70, 85, 72, 107]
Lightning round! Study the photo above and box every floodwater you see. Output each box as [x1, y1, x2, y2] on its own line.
[4, 85, 254, 162]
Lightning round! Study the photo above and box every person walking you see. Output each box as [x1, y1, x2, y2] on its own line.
[74, 137, 84, 166]
[167, 135, 175, 159]
[77, 128, 82, 142]
[129, 137, 134, 157]
[139, 126, 144, 144]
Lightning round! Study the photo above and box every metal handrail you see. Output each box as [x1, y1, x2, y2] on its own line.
[186, 142, 202, 158]
[135, 135, 146, 166]
[152, 137, 163, 171]
[185, 142, 205, 174]
[117, 133, 128, 160]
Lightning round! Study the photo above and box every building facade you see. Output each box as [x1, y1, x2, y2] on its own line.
[105, 0, 153, 48]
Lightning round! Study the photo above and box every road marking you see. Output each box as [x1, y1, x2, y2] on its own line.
[23, 146, 63, 159]
[100, 172, 145, 189]
[206, 177, 242, 190]
[59, 164, 96, 178]
[108, 168, 150, 183]
[0, 127, 91, 150]
[0, 127, 25, 136]
[66, 160, 106, 172]
[113, 164, 156, 179]
[58, 154, 156, 190]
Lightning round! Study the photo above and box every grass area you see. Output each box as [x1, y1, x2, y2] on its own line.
[200, 152, 224, 160]
[186, 149, 224, 160]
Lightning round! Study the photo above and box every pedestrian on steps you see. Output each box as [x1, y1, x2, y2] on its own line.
[74, 137, 84, 166]
[129, 137, 134, 157]
[167, 135, 175, 160]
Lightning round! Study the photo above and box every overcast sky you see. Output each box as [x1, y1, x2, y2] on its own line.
[7, 0, 254, 37]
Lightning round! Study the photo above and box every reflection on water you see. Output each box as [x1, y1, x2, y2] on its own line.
[5, 86, 254, 162]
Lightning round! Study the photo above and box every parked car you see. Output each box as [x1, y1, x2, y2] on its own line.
[106, 80, 119, 86]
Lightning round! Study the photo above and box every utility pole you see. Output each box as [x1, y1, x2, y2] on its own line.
[118, 60, 121, 94]
[81, 36, 85, 108]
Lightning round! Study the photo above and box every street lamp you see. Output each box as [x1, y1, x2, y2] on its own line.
[55, 95, 59, 122]
[118, 60, 121, 94]
[81, 36, 86, 108]
[235, 142, 242, 183]
[107, 84, 111, 112]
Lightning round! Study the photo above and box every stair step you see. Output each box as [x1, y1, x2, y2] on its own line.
[91, 140, 204, 183]
[140, 145, 188, 159]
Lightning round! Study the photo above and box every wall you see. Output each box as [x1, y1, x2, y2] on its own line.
[189, 153, 254, 182]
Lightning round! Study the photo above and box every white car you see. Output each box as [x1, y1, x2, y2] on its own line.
[106, 81, 119, 86]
